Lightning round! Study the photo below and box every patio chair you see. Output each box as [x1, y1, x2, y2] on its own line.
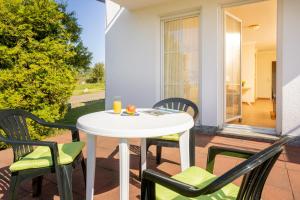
[141, 135, 296, 200]
[0, 109, 86, 200]
[147, 98, 199, 166]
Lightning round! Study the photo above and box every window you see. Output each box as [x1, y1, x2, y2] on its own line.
[163, 15, 200, 105]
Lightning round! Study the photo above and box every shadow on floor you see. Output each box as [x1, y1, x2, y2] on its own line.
[0, 166, 10, 200]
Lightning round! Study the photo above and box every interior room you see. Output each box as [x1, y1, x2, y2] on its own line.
[225, 0, 277, 129]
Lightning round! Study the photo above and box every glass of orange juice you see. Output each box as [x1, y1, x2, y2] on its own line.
[113, 96, 122, 114]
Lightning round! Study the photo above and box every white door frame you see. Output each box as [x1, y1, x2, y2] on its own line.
[219, 0, 281, 135]
[223, 11, 243, 123]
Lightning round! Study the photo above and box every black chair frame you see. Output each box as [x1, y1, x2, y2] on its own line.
[0, 109, 86, 200]
[141, 135, 295, 200]
[146, 98, 199, 166]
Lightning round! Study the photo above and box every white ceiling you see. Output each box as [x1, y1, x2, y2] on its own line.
[226, 0, 277, 51]
[110, 0, 171, 10]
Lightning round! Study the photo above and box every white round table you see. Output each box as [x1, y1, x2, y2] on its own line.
[77, 109, 194, 200]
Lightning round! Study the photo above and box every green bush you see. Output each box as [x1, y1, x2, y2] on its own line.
[0, 0, 92, 148]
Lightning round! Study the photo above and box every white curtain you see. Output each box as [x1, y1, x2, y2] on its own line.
[163, 16, 199, 105]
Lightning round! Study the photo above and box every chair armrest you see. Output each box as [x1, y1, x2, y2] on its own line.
[29, 116, 80, 142]
[36, 121, 77, 132]
[1, 138, 60, 168]
[38, 122, 80, 142]
[206, 146, 257, 173]
[142, 169, 200, 197]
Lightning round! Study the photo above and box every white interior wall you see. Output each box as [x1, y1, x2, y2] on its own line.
[256, 51, 276, 99]
[241, 43, 256, 103]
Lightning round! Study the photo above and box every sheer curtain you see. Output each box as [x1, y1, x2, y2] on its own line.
[163, 16, 199, 105]
[225, 13, 242, 121]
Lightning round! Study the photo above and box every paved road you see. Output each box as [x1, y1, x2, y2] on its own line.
[69, 91, 105, 107]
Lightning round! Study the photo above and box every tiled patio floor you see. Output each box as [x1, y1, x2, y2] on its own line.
[0, 132, 300, 200]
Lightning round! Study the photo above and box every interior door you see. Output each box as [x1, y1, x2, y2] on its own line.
[224, 12, 242, 122]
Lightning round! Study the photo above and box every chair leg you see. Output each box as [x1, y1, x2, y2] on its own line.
[141, 178, 156, 200]
[56, 166, 66, 200]
[139, 154, 142, 180]
[189, 130, 195, 166]
[61, 165, 73, 200]
[32, 176, 43, 197]
[8, 174, 19, 200]
[156, 145, 162, 165]
[81, 158, 87, 186]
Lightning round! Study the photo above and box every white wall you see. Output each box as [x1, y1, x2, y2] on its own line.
[278, 0, 300, 135]
[241, 43, 256, 103]
[106, 0, 121, 26]
[105, 8, 161, 109]
[106, 0, 223, 127]
[106, 0, 300, 133]
[256, 51, 276, 99]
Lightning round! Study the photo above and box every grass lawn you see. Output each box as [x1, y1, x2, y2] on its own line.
[73, 82, 105, 95]
[59, 99, 105, 125]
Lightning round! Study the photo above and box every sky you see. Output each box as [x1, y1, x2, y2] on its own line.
[65, 0, 106, 66]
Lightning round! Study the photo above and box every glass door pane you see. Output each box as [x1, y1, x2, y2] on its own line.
[225, 13, 242, 122]
[163, 16, 199, 105]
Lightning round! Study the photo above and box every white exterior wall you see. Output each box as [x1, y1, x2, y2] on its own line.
[105, 4, 161, 109]
[106, 0, 224, 127]
[106, 0, 121, 26]
[278, 0, 300, 135]
[106, 0, 300, 134]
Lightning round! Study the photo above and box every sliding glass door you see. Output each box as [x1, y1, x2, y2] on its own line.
[224, 12, 242, 122]
[163, 15, 200, 105]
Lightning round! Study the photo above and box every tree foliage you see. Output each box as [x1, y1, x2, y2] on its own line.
[87, 62, 105, 83]
[0, 0, 92, 145]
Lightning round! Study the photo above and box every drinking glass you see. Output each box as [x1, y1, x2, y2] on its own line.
[113, 96, 122, 114]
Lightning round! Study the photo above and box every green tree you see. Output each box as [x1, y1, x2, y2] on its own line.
[88, 62, 105, 83]
[0, 0, 92, 144]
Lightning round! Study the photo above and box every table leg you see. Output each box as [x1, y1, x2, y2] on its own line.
[86, 134, 97, 200]
[119, 138, 129, 200]
[179, 130, 190, 171]
[140, 138, 147, 172]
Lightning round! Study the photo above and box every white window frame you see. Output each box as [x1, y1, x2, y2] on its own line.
[160, 11, 201, 125]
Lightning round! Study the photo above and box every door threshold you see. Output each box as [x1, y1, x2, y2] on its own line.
[218, 126, 279, 142]
[224, 124, 276, 135]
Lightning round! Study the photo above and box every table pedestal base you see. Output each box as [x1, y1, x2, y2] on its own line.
[119, 138, 129, 200]
[179, 130, 190, 171]
[86, 135, 97, 200]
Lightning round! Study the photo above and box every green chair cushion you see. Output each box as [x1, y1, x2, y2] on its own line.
[156, 166, 239, 200]
[158, 133, 180, 141]
[10, 141, 85, 172]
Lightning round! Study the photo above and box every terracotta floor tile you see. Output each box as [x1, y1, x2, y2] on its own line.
[1, 133, 299, 199]
[262, 185, 294, 200]
[266, 167, 292, 190]
[195, 151, 207, 169]
[275, 160, 287, 168]
[286, 161, 300, 171]
[288, 169, 300, 197]
[213, 155, 240, 176]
